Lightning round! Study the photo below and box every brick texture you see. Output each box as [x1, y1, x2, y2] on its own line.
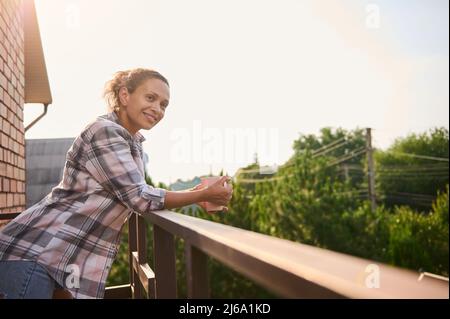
[0, 0, 26, 218]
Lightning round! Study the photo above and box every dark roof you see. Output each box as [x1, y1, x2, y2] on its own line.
[25, 138, 74, 208]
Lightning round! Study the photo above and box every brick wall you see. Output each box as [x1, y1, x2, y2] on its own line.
[0, 0, 26, 216]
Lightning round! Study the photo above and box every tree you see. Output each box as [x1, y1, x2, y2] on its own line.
[375, 127, 449, 211]
[107, 127, 449, 297]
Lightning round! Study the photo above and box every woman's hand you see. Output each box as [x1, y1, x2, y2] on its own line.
[164, 176, 233, 211]
[192, 176, 233, 212]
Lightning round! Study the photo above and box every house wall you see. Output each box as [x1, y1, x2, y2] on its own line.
[0, 0, 26, 215]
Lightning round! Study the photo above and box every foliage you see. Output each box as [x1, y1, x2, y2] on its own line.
[375, 127, 449, 211]
[107, 127, 449, 297]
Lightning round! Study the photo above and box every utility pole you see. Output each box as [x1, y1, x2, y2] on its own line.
[343, 164, 350, 182]
[366, 128, 377, 213]
[343, 149, 349, 182]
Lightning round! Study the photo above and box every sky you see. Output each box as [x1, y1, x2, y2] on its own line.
[26, 0, 449, 185]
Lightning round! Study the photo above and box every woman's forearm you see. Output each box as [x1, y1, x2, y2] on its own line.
[163, 189, 206, 210]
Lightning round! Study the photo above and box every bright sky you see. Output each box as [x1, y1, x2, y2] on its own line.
[26, 0, 449, 185]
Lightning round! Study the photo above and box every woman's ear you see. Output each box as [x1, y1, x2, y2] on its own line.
[118, 87, 129, 106]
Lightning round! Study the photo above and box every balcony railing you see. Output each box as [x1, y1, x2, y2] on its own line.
[104, 210, 449, 299]
[0, 211, 448, 298]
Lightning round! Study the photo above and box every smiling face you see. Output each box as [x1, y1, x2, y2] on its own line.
[117, 77, 170, 135]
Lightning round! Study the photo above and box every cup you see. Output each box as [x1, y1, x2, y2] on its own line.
[197, 176, 230, 213]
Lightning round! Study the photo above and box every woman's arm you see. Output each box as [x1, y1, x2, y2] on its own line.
[163, 176, 233, 210]
[84, 125, 166, 214]
[163, 189, 206, 210]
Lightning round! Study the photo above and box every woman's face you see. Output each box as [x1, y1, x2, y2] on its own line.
[118, 78, 170, 135]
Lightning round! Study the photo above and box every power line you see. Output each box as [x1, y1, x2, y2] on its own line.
[378, 172, 449, 177]
[377, 171, 449, 176]
[312, 139, 352, 158]
[389, 192, 436, 199]
[384, 194, 434, 200]
[337, 166, 364, 171]
[311, 137, 346, 155]
[380, 164, 449, 170]
[235, 147, 368, 184]
[327, 148, 366, 167]
[378, 175, 449, 180]
[385, 151, 449, 162]
[383, 195, 434, 206]
[378, 167, 449, 173]
[235, 136, 356, 176]
[333, 189, 368, 196]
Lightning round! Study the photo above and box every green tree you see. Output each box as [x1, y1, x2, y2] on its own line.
[375, 127, 449, 211]
[107, 127, 449, 298]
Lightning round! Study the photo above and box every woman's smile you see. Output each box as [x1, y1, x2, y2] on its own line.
[143, 111, 157, 122]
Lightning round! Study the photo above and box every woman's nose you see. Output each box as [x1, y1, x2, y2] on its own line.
[156, 106, 164, 118]
[151, 104, 163, 118]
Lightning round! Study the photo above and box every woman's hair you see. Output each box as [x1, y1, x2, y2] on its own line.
[103, 68, 169, 112]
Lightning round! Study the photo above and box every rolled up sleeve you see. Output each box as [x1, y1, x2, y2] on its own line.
[83, 125, 166, 214]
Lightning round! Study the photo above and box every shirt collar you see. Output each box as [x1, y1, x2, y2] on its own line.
[101, 112, 146, 143]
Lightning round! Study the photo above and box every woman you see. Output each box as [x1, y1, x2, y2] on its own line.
[0, 68, 233, 299]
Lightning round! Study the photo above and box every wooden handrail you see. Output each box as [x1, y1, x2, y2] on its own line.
[110, 210, 448, 299]
[2, 210, 448, 299]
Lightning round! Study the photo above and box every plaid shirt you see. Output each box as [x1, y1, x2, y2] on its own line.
[0, 112, 166, 299]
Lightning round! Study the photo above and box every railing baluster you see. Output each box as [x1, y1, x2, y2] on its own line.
[185, 243, 209, 298]
[128, 213, 142, 299]
[137, 215, 153, 298]
[137, 215, 147, 263]
[153, 224, 177, 298]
